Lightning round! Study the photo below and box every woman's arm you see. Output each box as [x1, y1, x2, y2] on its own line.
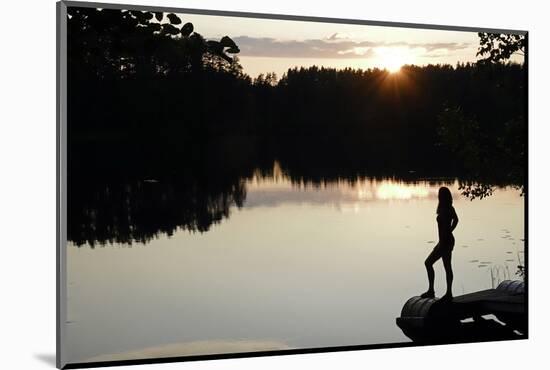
[450, 208, 459, 232]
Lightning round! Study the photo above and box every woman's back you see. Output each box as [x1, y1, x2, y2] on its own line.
[437, 206, 456, 242]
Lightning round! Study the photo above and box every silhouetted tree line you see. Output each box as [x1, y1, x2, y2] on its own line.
[68, 8, 524, 173]
[67, 7, 526, 245]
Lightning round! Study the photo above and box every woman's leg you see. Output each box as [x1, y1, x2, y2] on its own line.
[441, 251, 453, 299]
[421, 245, 442, 298]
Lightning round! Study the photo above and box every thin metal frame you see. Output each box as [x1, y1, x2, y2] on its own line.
[57, 2, 68, 369]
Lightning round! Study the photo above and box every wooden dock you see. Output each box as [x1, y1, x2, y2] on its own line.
[396, 280, 526, 343]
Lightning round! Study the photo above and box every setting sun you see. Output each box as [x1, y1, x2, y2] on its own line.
[386, 60, 403, 73]
[375, 47, 414, 73]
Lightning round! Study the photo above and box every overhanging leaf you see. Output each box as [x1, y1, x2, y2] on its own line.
[162, 23, 180, 35]
[181, 22, 194, 37]
[220, 36, 237, 48]
[167, 13, 182, 25]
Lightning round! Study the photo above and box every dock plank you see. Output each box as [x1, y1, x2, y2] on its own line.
[396, 281, 526, 342]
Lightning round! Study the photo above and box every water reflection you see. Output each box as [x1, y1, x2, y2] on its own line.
[245, 174, 456, 210]
[69, 162, 461, 247]
[66, 174, 524, 362]
[68, 176, 247, 247]
[83, 339, 291, 363]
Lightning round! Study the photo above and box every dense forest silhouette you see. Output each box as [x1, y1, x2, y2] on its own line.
[67, 7, 526, 246]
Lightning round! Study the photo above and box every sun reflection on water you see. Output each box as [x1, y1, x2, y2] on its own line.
[369, 182, 431, 200]
[247, 162, 459, 206]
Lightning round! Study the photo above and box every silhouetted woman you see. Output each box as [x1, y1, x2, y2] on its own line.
[421, 186, 459, 301]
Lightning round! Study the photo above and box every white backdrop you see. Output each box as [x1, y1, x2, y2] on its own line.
[0, 0, 548, 369]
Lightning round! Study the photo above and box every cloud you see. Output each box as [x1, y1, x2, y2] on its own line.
[232, 36, 470, 59]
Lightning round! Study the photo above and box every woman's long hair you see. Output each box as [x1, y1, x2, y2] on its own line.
[437, 186, 453, 215]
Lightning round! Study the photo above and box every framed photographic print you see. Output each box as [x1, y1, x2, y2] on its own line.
[56, 1, 527, 368]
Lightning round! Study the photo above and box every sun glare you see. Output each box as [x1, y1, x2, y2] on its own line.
[386, 60, 403, 73]
[376, 47, 414, 73]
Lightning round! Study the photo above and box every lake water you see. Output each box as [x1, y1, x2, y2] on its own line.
[66, 168, 524, 363]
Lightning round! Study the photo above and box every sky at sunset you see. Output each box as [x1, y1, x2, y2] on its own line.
[175, 12, 524, 78]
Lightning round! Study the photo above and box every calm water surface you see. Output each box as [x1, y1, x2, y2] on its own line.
[66, 171, 524, 363]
